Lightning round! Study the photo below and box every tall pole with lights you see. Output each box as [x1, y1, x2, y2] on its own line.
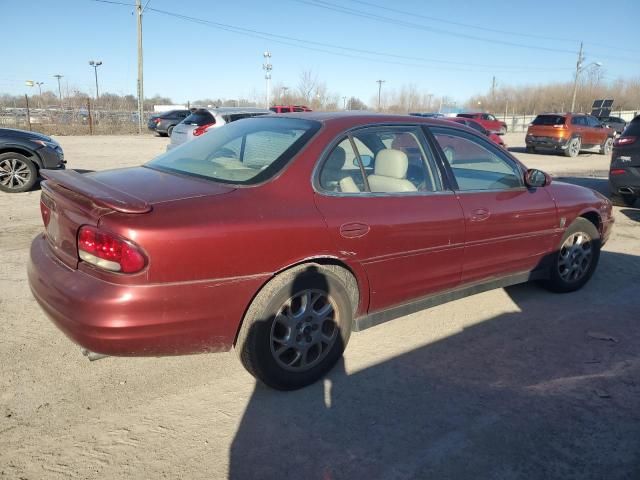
[263, 51, 272, 109]
[376, 79, 385, 111]
[53, 74, 63, 106]
[89, 60, 102, 101]
[570, 42, 602, 112]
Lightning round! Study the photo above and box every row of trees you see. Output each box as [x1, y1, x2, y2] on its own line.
[2, 70, 639, 115]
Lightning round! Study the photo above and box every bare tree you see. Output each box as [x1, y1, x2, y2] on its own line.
[298, 70, 318, 104]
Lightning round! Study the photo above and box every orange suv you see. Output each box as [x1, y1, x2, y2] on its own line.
[525, 113, 614, 157]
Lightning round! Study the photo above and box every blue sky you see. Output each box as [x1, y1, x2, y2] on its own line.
[2, 0, 639, 105]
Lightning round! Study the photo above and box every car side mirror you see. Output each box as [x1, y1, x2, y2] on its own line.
[525, 169, 550, 188]
[354, 155, 373, 168]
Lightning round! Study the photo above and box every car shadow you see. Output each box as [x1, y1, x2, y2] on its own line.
[228, 251, 640, 479]
[620, 208, 640, 221]
[507, 146, 529, 154]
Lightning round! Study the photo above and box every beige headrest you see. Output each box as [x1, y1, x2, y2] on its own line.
[374, 149, 409, 179]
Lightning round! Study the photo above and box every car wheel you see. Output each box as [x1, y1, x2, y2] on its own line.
[542, 218, 600, 293]
[600, 137, 614, 155]
[564, 137, 581, 157]
[236, 264, 353, 390]
[0, 152, 38, 193]
[526, 146, 536, 154]
[167, 125, 174, 137]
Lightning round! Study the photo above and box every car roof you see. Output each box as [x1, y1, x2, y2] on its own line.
[205, 107, 271, 114]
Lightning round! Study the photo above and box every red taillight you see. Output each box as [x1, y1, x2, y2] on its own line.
[614, 136, 636, 147]
[39, 199, 51, 227]
[154, 117, 161, 124]
[193, 122, 215, 137]
[610, 169, 627, 176]
[77, 226, 146, 273]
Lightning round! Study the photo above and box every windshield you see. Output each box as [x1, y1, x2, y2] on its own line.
[183, 110, 215, 126]
[147, 117, 320, 185]
[532, 115, 566, 126]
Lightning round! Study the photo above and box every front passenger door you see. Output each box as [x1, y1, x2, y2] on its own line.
[429, 126, 558, 284]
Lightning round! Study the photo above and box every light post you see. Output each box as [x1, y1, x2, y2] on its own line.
[88, 60, 102, 102]
[35, 81, 44, 107]
[280, 86, 289, 102]
[263, 51, 272, 109]
[570, 42, 601, 112]
[342, 96, 347, 110]
[53, 74, 63, 107]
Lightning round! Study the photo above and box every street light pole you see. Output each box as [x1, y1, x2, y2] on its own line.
[89, 60, 102, 101]
[342, 96, 347, 110]
[53, 74, 63, 106]
[376, 79, 385, 111]
[263, 51, 272, 109]
[569, 43, 602, 113]
[136, 0, 145, 134]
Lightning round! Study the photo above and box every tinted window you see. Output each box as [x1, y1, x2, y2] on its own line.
[586, 116, 601, 127]
[466, 121, 488, 134]
[431, 127, 522, 191]
[183, 110, 215, 126]
[571, 116, 587, 126]
[532, 115, 566, 126]
[622, 118, 640, 136]
[147, 117, 320, 185]
[293, 107, 304, 112]
[486, 114, 496, 121]
[457, 114, 474, 119]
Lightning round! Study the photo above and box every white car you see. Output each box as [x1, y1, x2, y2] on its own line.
[167, 107, 271, 150]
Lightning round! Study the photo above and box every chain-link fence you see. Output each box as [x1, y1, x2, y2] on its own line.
[0, 105, 154, 135]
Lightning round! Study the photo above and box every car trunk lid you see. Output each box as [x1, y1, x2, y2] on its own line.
[39, 167, 235, 268]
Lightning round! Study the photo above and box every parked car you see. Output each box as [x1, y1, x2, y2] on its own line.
[147, 109, 191, 137]
[446, 117, 506, 148]
[597, 116, 627, 136]
[457, 113, 507, 134]
[409, 112, 445, 118]
[609, 114, 640, 207]
[0, 128, 65, 193]
[167, 107, 271, 150]
[29, 113, 613, 390]
[270, 105, 312, 113]
[525, 113, 614, 157]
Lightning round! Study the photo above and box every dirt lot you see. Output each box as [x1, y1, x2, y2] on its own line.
[1, 132, 639, 479]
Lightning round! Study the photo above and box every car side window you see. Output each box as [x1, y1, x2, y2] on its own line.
[318, 127, 443, 194]
[587, 116, 600, 127]
[487, 114, 496, 121]
[572, 116, 586, 126]
[431, 127, 523, 191]
[318, 138, 367, 193]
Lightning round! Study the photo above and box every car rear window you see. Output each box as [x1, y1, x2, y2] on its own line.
[457, 114, 474, 119]
[622, 117, 640, 136]
[182, 110, 215, 126]
[146, 117, 321, 185]
[531, 115, 566, 126]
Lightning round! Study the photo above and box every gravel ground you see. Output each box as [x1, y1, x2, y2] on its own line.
[1, 132, 639, 479]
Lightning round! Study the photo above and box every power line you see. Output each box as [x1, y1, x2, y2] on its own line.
[296, 0, 639, 62]
[346, 0, 640, 55]
[143, 6, 570, 73]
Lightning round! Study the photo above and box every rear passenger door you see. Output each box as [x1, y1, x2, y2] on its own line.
[314, 125, 465, 312]
[429, 126, 557, 283]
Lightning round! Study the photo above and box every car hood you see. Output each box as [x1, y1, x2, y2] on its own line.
[80, 166, 235, 206]
[0, 127, 54, 143]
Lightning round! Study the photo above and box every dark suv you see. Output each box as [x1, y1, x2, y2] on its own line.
[597, 116, 627, 135]
[147, 109, 191, 137]
[0, 128, 66, 193]
[609, 115, 640, 207]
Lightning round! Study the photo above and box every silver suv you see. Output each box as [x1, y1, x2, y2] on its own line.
[167, 107, 271, 150]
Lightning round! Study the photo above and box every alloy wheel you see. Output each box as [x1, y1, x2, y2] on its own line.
[569, 139, 580, 157]
[557, 232, 593, 283]
[270, 289, 339, 372]
[0, 158, 32, 190]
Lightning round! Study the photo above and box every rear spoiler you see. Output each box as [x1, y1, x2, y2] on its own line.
[41, 169, 152, 214]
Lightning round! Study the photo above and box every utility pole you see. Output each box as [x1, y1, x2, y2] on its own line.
[136, 0, 144, 134]
[491, 76, 496, 108]
[53, 74, 63, 107]
[426, 93, 433, 111]
[263, 51, 272, 108]
[35, 82, 44, 107]
[570, 42, 584, 113]
[376, 79, 385, 111]
[342, 96, 347, 110]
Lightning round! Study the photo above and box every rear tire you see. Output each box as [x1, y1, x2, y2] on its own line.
[600, 137, 614, 155]
[167, 125, 174, 137]
[0, 152, 38, 193]
[564, 137, 581, 157]
[542, 218, 600, 293]
[236, 264, 353, 390]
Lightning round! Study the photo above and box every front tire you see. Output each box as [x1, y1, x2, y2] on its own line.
[542, 218, 600, 293]
[564, 137, 581, 157]
[167, 125, 174, 137]
[236, 265, 353, 390]
[0, 152, 38, 193]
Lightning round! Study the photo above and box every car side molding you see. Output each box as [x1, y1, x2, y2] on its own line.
[354, 269, 548, 332]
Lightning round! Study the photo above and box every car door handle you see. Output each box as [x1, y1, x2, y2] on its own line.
[470, 208, 490, 222]
[339, 222, 370, 238]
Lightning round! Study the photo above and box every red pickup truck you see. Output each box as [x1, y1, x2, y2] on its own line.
[457, 113, 507, 135]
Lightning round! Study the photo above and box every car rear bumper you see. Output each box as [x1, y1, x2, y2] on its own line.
[28, 234, 269, 356]
[526, 135, 569, 150]
[609, 167, 640, 197]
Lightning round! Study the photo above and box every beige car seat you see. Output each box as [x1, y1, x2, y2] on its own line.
[367, 149, 417, 193]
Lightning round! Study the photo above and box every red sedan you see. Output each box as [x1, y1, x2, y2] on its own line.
[446, 117, 506, 148]
[28, 113, 613, 390]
